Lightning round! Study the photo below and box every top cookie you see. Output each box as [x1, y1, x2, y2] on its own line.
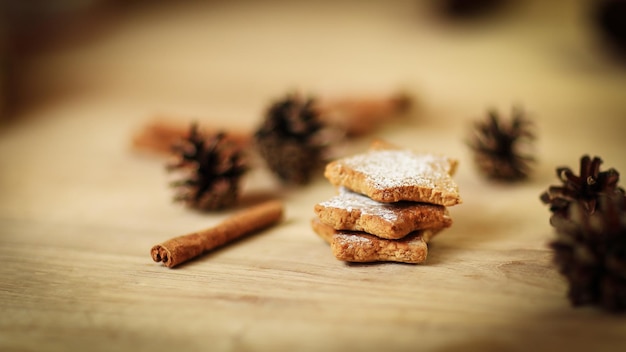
[324, 142, 462, 206]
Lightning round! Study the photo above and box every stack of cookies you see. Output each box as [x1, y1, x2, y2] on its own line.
[311, 141, 462, 264]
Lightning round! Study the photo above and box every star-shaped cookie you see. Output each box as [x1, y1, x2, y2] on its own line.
[311, 218, 436, 264]
[314, 187, 452, 239]
[324, 142, 462, 206]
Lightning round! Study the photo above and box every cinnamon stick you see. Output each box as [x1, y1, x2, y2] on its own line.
[132, 118, 251, 155]
[317, 92, 412, 136]
[151, 200, 284, 268]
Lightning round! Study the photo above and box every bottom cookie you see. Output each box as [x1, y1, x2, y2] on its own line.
[311, 218, 435, 264]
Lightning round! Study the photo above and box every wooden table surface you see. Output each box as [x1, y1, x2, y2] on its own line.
[1, 1, 625, 351]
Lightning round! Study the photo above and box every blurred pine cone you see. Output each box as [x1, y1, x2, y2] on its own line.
[255, 93, 327, 185]
[550, 194, 626, 312]
[467, 107, 535, 181]
[168, 123, 248, 211]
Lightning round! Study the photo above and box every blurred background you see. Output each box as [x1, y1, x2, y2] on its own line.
[1, 0, 625, 124]
[2, 3, 626, 350]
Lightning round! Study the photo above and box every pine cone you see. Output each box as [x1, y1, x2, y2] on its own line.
[540, 155, 624, 217]
[467, 107, 535, 181]
[255, 93, 326, 185]
[168, 123, 248, 211]
[550, 194, 626, 312]
[593, 0, 626, 56]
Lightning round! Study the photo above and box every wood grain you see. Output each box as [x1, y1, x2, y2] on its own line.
[1, 1, 625, 351]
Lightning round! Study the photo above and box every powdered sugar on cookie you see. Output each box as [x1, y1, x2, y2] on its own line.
[324, 148, 462, 205]
[319, 187, 401, 222]
[331, 230, 429, 264]
[315, 187, 452, 239]
[344, 150, 453, 190]
[313, 140, 461, 264]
